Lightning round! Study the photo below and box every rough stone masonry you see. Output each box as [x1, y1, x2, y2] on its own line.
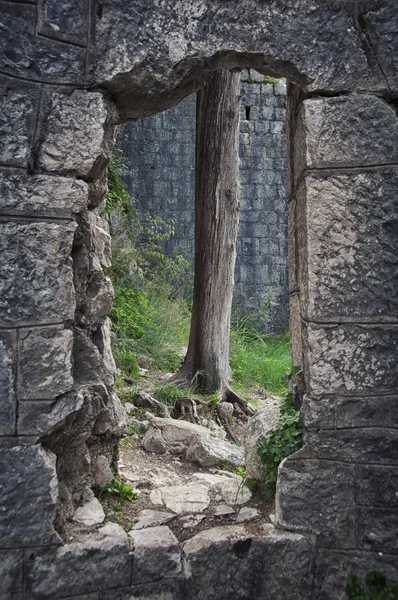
[0, 1, 397, 598]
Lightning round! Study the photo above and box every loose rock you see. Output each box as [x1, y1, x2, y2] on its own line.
[132, 509, 175, 530]
[73, 498, 105, 526]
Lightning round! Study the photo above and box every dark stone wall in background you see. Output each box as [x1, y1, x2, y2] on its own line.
[117, 72, 288, 332]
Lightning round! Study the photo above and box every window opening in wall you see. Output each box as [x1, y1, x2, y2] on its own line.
[99, 73, 298, 538]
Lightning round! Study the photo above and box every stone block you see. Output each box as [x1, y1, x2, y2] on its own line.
[289, 293, 302, 367]
[40, 91, 117, 179]
[294, 95, 398, 178]
[357, 465, 398, 508]
[18, 327, 73, 400]
[183, 524, 314, 600]
[0, 550, 24, 599]
[0, 330, 16, 435]
[89, 213, 111, 269]
[18, 392, 84, 436]
[0, 221, 76, 326]
[37, 0, 90, 45]
[0, 170, 88, 218]
[300, 395, 335, 430]
[367, 5, 398, 93]
[304, 428, 398, 464]
[129, 526, 182, 585]
[314, 549, 398, 600]
[27, 529, 131, 598]
[100, 581, 185, 600]
[0, 76, 41, 167]
[357, 507, 398, 552]
[0, 445, 59, 547]
[303, 323, 398, 396]
[335, 395, 398, 429]
[275, 458, 356, 548]
[0, 4, 85, 83]
[299, 168, 398, 321]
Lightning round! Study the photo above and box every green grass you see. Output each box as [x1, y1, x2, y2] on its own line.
[229, 331, 291, 395]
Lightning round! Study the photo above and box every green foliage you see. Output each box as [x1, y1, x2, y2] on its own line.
[257, 388, 302, 498]
[263, 76, 281, 85]
[100, 477, 138, 502]
[229, 312, 291, 394]
[235, 466, 258, 493]
[154, 381, 193, 407]
[104, 152, 192, 378]
[346, 573, 398, 600]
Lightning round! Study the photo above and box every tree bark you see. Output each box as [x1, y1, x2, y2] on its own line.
[179, 69, 241, 393]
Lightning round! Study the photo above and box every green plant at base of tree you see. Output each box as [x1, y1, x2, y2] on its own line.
[257, 387, 302, 498]
[346, 573, 398, 600]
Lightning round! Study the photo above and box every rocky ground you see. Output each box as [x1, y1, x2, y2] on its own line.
[67, 375, 282, 545]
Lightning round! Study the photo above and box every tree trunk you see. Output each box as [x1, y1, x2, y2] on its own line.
[179, 69, 241, 393]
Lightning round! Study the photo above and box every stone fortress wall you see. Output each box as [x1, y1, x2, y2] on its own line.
[117, 73, 288, 332]
[0, 1, 397, 598]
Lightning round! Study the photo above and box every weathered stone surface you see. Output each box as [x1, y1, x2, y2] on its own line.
[236, 507, 259, 523]
[299, 168, 398, 321]
[304, 323, 398, 396]
[0, 4, 86, 83]
[190, 472, 251, 506]
[0, 76, 41, 167]
[96, 2, 384, 121]
[37, 0, 90, 45]
[73, 498, 105, 526]
[300, 395, 335, 430]
[141, 416, 238, 466]
[18, 327, 73, 400]
[184, 524, 314, 600]
[0, 170, 88, 217]
[132, 510, 175, 530]
[0, 221, 76, 326]
[0, 330, 16, 435]
[186, 434, 244, 469]
[89, 213, 112, 269]
[357, 507, 398, 553]
[74, 329, 115, 389]
[244, 400, 281, 480]
[129, 526, 182, 585]
[219, 401, 234, 420]
[335, 395, 398, 429]
[18, 393, 84, 436]
[275, 458, 356, 548]
[289, 293, 303, 367]
[0, 445, 59, 547]
[100, 581, 185, 600]
[304, 428, 398, 464]
[0, 549, 23, 599]
[27, 528, 131, 598]
[151, 485, 210, 515]
[366, 5, 398, 92]
[40, 90, 116, 179]
[314, 549, 398, 600]
[294, 95, 398, 178]
[94, 455, 114, 489]
[357, 465, 398, 507]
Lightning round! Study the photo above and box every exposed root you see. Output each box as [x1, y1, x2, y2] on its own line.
[133, 391, 170, 418]
[223, 385, 256, 417]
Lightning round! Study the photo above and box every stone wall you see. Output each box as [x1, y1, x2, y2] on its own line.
[0, 1, 397, 598]
[117, 74, 288, 332]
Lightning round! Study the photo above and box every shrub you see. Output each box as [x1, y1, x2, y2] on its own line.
[346, 573, 398, 600]
[257, 388, 302, 497]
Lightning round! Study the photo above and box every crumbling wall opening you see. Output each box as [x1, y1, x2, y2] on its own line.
[2, 1, 398, 597]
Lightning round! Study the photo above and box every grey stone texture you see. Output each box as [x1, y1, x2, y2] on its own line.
[183, 524, 314, 600]
[0, 445, 59, 547]
[129, 526, 182, 585]
[0, 221, 76, 327]
[18, 326, 73, 400]
[1, 1, 398, 598]
[40, 90, 117, 180]
[0, 170, 88, 218]
[117, 78, 289, 331]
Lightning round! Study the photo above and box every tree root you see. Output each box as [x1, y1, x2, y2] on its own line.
[223, 385, 256, 417]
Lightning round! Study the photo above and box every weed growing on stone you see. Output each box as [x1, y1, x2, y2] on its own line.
[100, 477, 138, 502]
[346, 572, 398, 600]
[257, 389, 302, 498]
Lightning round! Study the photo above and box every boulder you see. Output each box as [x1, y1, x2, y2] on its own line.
[73, 498, 105, 526]
[244, 399, 282, 480]
[185, 435, 244, 470]
[190, 472, 251, 506]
